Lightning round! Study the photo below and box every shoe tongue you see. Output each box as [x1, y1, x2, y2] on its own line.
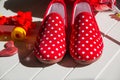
[47, 12, 62, 17]
[75, 12, 94, 22]
[44, 12, 64, 25]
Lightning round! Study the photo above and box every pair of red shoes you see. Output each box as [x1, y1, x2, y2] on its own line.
[33, 0, 104, 65]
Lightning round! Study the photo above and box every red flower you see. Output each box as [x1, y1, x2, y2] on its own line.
[0, 11, 33, 32]
[0, 16, 7, 25]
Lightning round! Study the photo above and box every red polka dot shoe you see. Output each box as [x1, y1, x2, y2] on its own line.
[70, 0, 104, 65]
[33, 0, 67, 64]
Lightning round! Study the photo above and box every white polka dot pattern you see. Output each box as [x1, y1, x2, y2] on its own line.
[70, 12, 104, 61]
[34, 13, 66, 60]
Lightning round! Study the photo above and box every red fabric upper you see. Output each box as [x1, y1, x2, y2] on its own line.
[70, 12, 104, 61]
[34, 13, 66, 60]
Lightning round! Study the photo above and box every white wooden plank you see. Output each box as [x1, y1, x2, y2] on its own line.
[96, 50, 120, 80]
[95, 11, 117, 34]
[32, 17, 43, 22]
[1, 63, 43, 80]
[107, 22, 120, 42]
[0, 54, 19, 79]
[65, 37, 120, 80]
[32, 55, 77, 80]
[0, 42, 6, 50]
[33, 63, 75, 80]
[0, 42, 19, 79]
[0, 52, 45, 80]
[0, 0, 4, 8]
[0, 0, 16, 17]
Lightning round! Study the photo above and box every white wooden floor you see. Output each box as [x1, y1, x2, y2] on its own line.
[0, 0, 120, 80]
